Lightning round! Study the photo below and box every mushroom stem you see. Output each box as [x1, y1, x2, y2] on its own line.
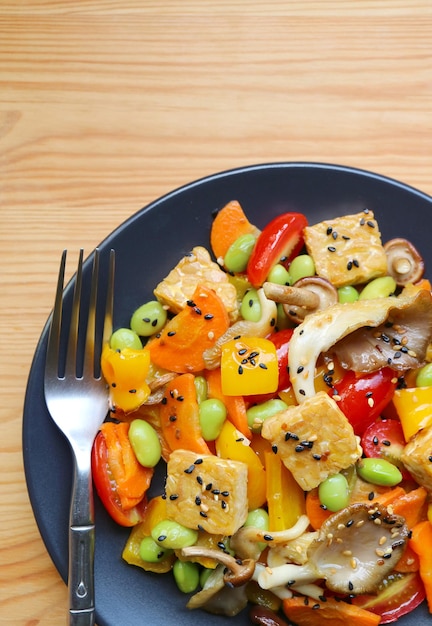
[263, 282, 319, 309]
[258, 561, 318, 590]
[181, 546, 255, 587]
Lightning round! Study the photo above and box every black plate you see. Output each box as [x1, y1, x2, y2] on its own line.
[23, 163, 432, 625]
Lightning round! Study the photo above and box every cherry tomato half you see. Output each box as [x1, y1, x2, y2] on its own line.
[247, 212, 308, 287]
[91, 423, 152, 526]
[361, 418, 411, 480]
[352, 571, 425, 623]
[330, 367, 397, 436]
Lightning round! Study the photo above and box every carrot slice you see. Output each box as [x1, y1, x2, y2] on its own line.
[410, 520, 432, 612]
[391, 486, 428, 529]
[394, 543, 420, 573]
[205, 367, 251, 438]
[159, 373, 211, 456]
[210, 200, 258, 260]
[149, 285, 230, 373]
[305, 488, 332, 530]
[283, 596, 381, 626]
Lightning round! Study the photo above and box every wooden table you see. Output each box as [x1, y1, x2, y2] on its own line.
[1, 2, 432, 623]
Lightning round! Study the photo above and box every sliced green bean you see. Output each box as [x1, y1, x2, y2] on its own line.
[173, 559, 200, 594]
[128, 419, 162, 468]
[358, 276, 397, 300]
[199, 398, 227, 441]
[110, 328, 142, 351]
[224, 233, 257, 273]
[240, 288, 261, 322]
[151, 520, 198, 550]
[130, 300, 167, 336]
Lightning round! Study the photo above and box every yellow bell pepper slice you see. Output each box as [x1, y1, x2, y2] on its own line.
[392, 386, 432, 440]
[264, 450, 306, 531]
[215, 420, 266, 510]
[101, 345, 151, 413]
[221, 337, 278, 396]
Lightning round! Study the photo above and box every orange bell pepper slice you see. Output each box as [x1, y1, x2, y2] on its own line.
[265, 450, 305, 530]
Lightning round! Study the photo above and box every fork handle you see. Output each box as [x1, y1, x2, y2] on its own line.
[69, 524, 95, 625]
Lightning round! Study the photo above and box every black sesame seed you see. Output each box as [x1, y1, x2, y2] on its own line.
[368, 491, 375, 500]
[221, 491, 230, 497]
[238, 348, 247, 355]
[373, 436, 379, 445]
[332, 231, 338, 240]
[346, 519, 354, 527]
[353, 259, 360, 267]
[221, 501, 227, 509]
[299, 389, 306, 396]
[204, 313, 214, 320]
[238, 365, 244, 375]
[348, 581, 354, 591]
[367, 220, 375, 228]
[195, 496, 201, 505]
[186, 300, 196, 307]
[312, 603, 320, 610]
[128, 389, 137, 394]
[193, 306, 202, 315]
[328, 246, 336, 252]
[205, 483, 213, 491]
[360, 217, 366, 226]
[158, 535, 167, 542]
[347, 261, 353, 270]
[313, 454, 322, 460]
[177, 395, 184, 402]
[382, 439, 391, 447]
[272, 445, 278, 454]
[169, 415, 177, 422]
[295, 444, 305, 452]
[326, 226, 333, 235]
[194, 458, 203, 464]
[212, 489, 220, 495]
[263, 534, 274, 541]
[200, 511, 208, 518]
[197, 476, 203, 485]
[259, 363, 268, 369]
[169, 494, 179, 500]
[161, 397, 167, 405]
[151, 319, 158, 327]
[167, 331, 176, 336]
[197, 524, 204, 531]
[184, 465, 195, 474]
[297, 365, 304, 374]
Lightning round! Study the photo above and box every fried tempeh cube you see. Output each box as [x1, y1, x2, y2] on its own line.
[304, 210, 388, 287]
[401, 425, 432, 492]
[165, 449, 248, 535]
[261, 391, 362, 491]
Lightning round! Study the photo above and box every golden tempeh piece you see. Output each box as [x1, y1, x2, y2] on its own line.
[401, 425, 432, 492]
[304, 210, 387, 287]
[165, 449, 248, 535]
[261, 391, 362, 491]
[154, 246, 238, 321]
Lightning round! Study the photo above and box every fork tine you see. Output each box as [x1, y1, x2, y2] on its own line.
[46, 249, 67, 379]
[66, 249, 84, 378]
[82, 249, 99, 380]
[103, 249, 115, 345]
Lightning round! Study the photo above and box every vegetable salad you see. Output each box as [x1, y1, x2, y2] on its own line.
[92, 200, 432, 626]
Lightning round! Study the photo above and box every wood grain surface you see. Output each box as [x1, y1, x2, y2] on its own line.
[1, 2, 432, 624]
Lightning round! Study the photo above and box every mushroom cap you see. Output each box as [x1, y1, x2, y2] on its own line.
[310, 502, 409, 595]
[282, 277, 338, 323]
[384, 237, 425, 286]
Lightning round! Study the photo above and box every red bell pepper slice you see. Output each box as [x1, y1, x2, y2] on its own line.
[247, 212, 308, 287]
[91, 422, 153, 526]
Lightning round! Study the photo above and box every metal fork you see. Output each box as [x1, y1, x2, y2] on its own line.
[44, 248, 115, 626]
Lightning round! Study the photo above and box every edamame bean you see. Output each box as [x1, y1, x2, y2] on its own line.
[318, 473, 350, 512]
[289, 255, 315, 284]
[173, 559, 200, 594]
[337, 285, 359, 304]
[130, 301, 167, 336]
[358, 276, 397, 301]
[245, 508, 270, 531]
[151, 519, 198, 549]
[267, 264, 291, 285]
[110, 328, 142, 351]
[247, 399, 288, 433]
[128, 419, 162, 468]
[194, 375, 208, 404]
[356, 457, 402, 486]
[139, 536, 172, 563]
[415, 363, 432, 387]
[276, 302, 291, 330]
[199, 398, 227, 441]
[224, 233, 257, 273]
[240, 288, 261, 322]
[200, 567, 213, 588]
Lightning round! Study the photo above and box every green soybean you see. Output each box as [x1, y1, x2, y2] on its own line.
[173, 559, 200, 594]
[194, 375, 208, 404]
[415, 363, 432, 387]
[245, 508, 269, 531]
[289, 255, 315, 284]
[199, 398, 227, 441]
[139, 536, 172, 563]
[110, 328, 142, 351]
[356, 457, 402, 487]
[337, 285, 359, 304]
[200, 567, 213, 588]
[318, 473, 350, 512]
[240, 288, 261, 322]
[247, 399, 289, 433]
[151, 520, 198, 550]
[267, 264, 291, 285]
[358, 276, 397, 301]
[224, 233, 257, 273]
[128, 419, 162, 468]
[130, 301, 167, 336]
[276, 302, 292, 330]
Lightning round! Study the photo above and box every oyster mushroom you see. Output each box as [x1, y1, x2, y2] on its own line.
[185, 564, 249, 616]
[288, 289, 432, 403]
[202, 288, 277, 369]
[181, 546, 255, 587]
[263, 277, 337, 323]
[250, 606, 292, 626]
[258, 502, 409, 596]
[384, 238, 425, 286]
